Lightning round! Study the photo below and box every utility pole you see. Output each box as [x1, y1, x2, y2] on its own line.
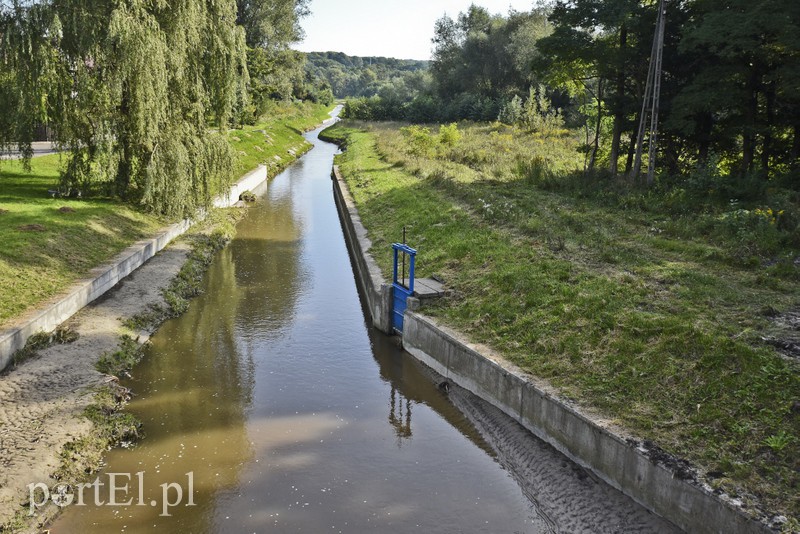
[632, 0, 666, 185]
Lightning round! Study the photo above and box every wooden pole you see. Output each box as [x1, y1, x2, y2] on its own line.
[646, 0, 666, 185]
[631, 0, 666, 185]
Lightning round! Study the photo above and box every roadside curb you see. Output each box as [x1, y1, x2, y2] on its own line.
[330, 162, 772, 534]
[0, 165, 267, 372]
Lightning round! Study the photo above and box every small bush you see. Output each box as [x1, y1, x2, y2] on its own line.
[400, 125, 437, 159]
[438, 123, 462, 148]
[515, 156, 552, 186]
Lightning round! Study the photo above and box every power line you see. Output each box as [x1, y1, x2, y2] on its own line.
[632, 0, 666, 185]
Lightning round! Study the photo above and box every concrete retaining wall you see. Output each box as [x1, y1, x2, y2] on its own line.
[330, 162, 771, 534]
[402, 313, 770, 534]
[330, 166, 392, 334]
[0, 165, 268, 372]
[213, 165, 267, 208]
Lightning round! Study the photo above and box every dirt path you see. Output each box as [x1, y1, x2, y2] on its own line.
[0, 241, 191, 529]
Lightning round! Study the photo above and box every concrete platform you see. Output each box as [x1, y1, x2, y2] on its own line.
[414, 278, 446, 299]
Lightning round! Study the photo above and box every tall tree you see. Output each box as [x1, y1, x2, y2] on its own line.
[677, 0, 800, 176]
[236, 0, 308, 50]
[237, 0, 309, 117]
[0, 0, 248, 217]
[538, 0, 647, 176]
[430, 5, 555, 116]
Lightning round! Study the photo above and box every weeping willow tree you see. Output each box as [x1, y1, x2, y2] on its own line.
[0, 0, 249, 217]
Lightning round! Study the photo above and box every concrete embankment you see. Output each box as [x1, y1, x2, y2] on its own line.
[0, 165, 266, 373]
[330, 164, 772, 534]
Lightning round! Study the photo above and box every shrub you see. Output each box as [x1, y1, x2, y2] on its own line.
[437, 123, 462, 148]
[400, 125, 437, 159]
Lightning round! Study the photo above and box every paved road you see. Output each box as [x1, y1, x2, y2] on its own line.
[0, 141, 58, 159]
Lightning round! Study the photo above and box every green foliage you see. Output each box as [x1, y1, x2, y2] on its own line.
[305, 51, 429, 99]
[499, 95, 524, 125]
[764, 431, 795, 454]
[237, 0, 309, 49]
[0, 0, 249, 218]
[400, 125, 437, 159]
[96, 335, 142, 377]
[499, 85, 565, 134]
[56, 385, 143, 485]
[398, 123, 463, 160]
[245, 47, 307, 120]
[522, 85, 564, 133]
[437, 123, 462, 147]
[236, 1, 313, 120]
[431, 6, 552, 102]
[6, 326, 79, 372]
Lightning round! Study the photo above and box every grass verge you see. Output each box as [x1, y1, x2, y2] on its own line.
[324, 120, 800, 526]
[0, 156, 164, 328]
[228, 100, 335, 177]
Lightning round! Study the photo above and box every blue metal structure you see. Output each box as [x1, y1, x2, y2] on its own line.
[392, 243, 416, 333]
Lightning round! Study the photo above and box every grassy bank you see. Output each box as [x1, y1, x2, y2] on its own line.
[0, 156, 165, 327]
[0, 102, 333, 330]
[324, 121, 800, 525]
[228, 101, 335, 176]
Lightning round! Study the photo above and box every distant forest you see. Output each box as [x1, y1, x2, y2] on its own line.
[305, 52, 429, 99]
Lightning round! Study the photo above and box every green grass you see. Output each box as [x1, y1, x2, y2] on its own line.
[325, 120, 800, 524]
[228, 101, 335, 176]
[0, 101, 334, 330]
[0, 156, 164, 327]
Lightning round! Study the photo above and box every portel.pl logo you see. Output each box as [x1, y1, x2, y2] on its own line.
[28, 472, 195, 517]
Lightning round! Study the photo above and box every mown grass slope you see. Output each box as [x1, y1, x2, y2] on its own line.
[0, 156, 164, 327]
[228, 101, 336, 176]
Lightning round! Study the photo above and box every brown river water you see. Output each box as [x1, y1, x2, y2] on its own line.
[51, 111, 680, 533]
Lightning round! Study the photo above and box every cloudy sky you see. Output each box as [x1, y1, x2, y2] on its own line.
[295, 0, 539, 60]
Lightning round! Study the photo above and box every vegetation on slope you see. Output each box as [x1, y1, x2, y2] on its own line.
[323, 120, 800, 526]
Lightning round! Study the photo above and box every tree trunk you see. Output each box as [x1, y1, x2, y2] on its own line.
[761, 81, 775, 176]
[697, 112, 713, 165]
[609, 26, 628, 177]
[116, 89, 132, 198]
[625, 81, 643, 176]
[665, 134, 680, 176]
[625, 128, 636, 175]
[742, 71, 759, 174]
[588, 79, 604, 172]
[610, 113, 623, 176]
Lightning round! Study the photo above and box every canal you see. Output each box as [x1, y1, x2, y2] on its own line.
[51, 111, 679, 533]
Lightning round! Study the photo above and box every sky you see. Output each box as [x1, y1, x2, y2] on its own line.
[294, 0, 539, 61]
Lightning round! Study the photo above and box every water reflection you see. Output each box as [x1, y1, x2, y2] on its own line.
[230, 174, 307, 337]
[388, 387, 412, 443]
